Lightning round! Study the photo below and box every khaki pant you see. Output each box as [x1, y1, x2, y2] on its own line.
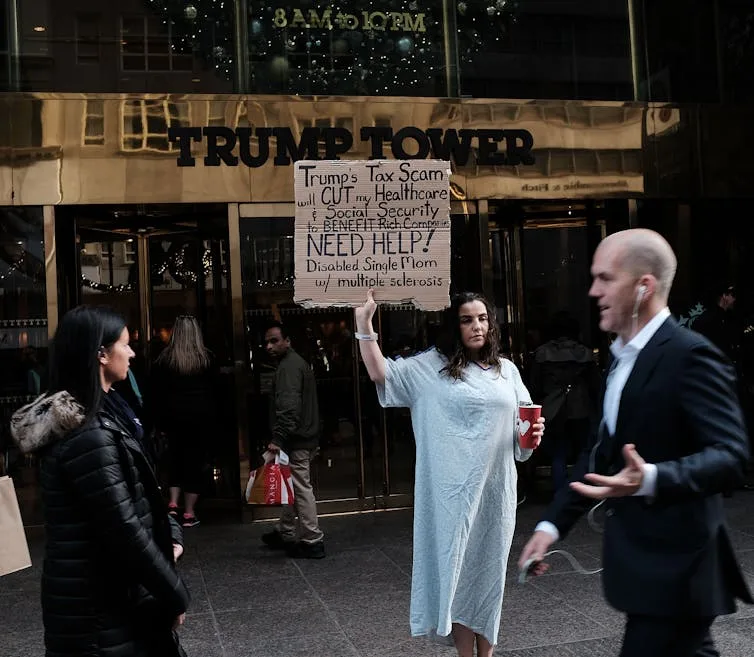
[277, 448, 323, 544]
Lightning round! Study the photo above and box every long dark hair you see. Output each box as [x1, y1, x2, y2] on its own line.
[436, 292, 503, 380]
[48, 306, 126, 423]
[155, 315, 211, 375]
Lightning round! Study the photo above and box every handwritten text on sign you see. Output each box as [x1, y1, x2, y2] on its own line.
[293, 160, 451, 310]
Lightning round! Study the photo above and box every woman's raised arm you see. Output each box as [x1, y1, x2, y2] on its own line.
[354, 289, 386, 385]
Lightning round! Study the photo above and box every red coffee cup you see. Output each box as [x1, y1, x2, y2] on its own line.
[518, 402, 542, 449]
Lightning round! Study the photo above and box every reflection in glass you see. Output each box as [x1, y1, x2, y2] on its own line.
[79, 235, 140, 333]
[240, 217, 363, 503]
[0, 207, 47, 526]
[1, 207, 48, 492]
[458, 0, 632, 100]
[0, 206, 47, 364]
[9, 1, 235, 93]
[248, 2, 446, 96]
[369, 306, 442, 497]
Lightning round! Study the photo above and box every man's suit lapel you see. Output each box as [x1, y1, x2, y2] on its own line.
[615, 316, 677, 432]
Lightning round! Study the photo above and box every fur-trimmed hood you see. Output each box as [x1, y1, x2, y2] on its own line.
[10, 391, 86, 454]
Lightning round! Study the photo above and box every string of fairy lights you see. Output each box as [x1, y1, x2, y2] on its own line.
[0, 253, 27, 282]
[139, 1, 518, 93]
[79, 244, 221, 294]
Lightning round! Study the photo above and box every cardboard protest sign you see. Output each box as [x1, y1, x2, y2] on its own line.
[294, 159, 451, 310]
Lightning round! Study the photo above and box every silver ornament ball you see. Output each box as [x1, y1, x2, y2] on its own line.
[397, 36, 414, 54]
[183, 4, 198, 21]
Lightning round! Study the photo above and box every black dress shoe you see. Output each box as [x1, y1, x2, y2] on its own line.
[286, 540, 326, 559]
[261, 530, 289, 550]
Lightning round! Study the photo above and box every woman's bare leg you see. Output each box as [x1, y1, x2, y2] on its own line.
[184, 492, 199, 517]
[476, 633, 494, 657]
[452, 623, 476, 657]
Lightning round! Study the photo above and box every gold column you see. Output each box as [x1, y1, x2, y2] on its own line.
[43, 206, 58, 340]
[441, 0, 460, 97]
[627, 0, 641, 100]
[227, 203, 250, 494]
[478, 200, 493, 298]
[137, 235, 151, 350]
[8, 1, 20, 90]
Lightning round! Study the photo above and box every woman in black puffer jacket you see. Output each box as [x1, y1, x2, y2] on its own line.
[10, 306, 190, 657]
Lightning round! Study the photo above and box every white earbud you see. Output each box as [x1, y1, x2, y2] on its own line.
[632, 284, 647, 324]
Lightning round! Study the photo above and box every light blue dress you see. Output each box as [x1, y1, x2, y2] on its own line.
[376, 349, 534, 646]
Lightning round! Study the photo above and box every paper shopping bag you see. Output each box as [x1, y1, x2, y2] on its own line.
[0, 476, 32, 577]
[245, 451, 295, 505]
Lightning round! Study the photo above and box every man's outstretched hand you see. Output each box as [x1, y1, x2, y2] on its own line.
[569, 444, 645, 499]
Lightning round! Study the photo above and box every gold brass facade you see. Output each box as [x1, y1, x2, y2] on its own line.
[0, 94, 647, 206]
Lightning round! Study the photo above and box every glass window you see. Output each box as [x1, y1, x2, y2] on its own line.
[0, 207, 48, 511]
[248, 2, 447, 96]
[637, 1, 720, 103]
[719, 0, 754, 103]
[0, 207, 48, 400]
[0, 0, 7, 53]
[123, 239, 136, 265]
[12, 2, 235, 93]
[120, 15, 192, 73]
[1, 0, 11, 91]
[458, 0, 633, 100]
[75, 13, 101, 64]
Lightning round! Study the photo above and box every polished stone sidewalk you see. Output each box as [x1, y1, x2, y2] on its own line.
[2, 495, 754, 656]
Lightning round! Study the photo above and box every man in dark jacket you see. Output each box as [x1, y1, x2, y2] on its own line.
[519, 229, 752, 657]
[261, 321, 324, 559]
[693, 284, 738, 360]
[529, 312, 600, 493]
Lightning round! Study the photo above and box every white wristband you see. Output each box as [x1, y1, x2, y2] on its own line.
[355, 332, 378, 341]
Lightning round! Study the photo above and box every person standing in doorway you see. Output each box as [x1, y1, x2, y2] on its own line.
[693, 284, 754, 490]
[693, 284, 738, 360]
[518, 229, 752, 657]
[151, 315, 217, 528]
[529, 312, 599, 494]
[261, 321, 325, 559]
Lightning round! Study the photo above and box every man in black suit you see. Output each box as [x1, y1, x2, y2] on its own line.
[518, 229, 752, 657]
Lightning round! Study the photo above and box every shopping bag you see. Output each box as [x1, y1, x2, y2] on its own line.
[244, 451, 295, 505]
[0, 475, 32, 577]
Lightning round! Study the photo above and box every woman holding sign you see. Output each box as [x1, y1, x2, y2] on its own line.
[355, 290, 544, 657]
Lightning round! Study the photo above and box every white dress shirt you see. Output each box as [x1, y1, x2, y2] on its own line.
[534, 308, 671, 541]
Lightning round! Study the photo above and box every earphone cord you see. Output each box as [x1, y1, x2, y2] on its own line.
[542, 549, 603, 576]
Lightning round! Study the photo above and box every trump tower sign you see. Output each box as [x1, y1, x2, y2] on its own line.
[293, 160, 451, 310]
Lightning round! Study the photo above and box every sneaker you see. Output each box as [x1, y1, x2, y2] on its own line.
[286, 540, 326, 559]
[182, 514, 200, 528]
[168, 503, 179, 517]
[261, 530, 289, 550]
